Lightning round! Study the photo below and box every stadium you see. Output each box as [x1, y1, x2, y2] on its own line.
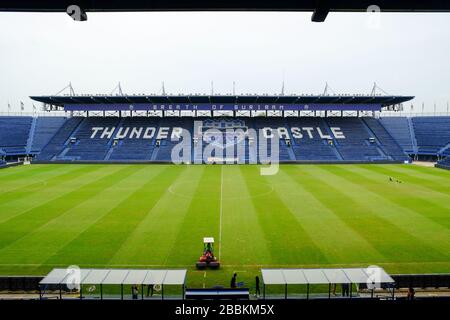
[0, 90, 449, 300]
[1, 1, 450, 307]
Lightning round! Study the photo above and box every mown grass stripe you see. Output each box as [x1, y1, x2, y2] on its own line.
[295, 165, 447, 263]
[0, 166, 163, 267]
[0, 165, 138, 250]
[0, 164, 64, 180]
[43, 165, 184, 265]
[276, 166, 386, 263]
[0, 165, 108, 224]
[0, 165, 99, 203]
[241, 166, 329, 265]
[390, 164, 450, 180]
[163, 166, 221, 266]
[336, 165, 450, 230]
[219, 166, 271, 266]
[400, 164, 450, 178]
[363, 164, 450, 197]
[314, 165, 450, 259]
[108, 165, 204, 266]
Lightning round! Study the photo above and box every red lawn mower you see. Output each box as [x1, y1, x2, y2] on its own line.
[196, 237, 220, 269]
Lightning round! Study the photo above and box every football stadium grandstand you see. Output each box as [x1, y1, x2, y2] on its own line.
[0, 93, 449, 168]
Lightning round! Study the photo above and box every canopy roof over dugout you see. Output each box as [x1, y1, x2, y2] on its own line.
[40, 268, 187, 286]
[261, 267, 395, 299]
[261, 268, 395, 285]
[261, 267, 394, 286]
[40, 268, 187, 300]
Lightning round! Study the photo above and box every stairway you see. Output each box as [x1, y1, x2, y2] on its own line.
[26, 117, 37, 155]
[321, 118, 343, 160]
[103, 118, 124, 160]
[407, 117, 418, 155]
[360, 118, 390, 160]
[438, 143, 450, 156]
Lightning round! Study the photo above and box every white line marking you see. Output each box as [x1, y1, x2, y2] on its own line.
[219, 165, 224, 261]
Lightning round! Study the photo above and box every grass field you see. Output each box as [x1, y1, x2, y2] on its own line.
[0, 163, 449, 291]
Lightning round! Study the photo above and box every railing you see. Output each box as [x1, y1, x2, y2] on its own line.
[380, 111, 450, 117]
[391, 274, 450, 289]
[0, 112, 67, 117]
[1, 110, 450, 118]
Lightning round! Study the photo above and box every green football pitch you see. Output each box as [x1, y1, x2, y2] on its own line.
[0, 163, 449, 289]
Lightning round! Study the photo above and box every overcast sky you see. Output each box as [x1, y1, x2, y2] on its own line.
[0, 11, 449, 112]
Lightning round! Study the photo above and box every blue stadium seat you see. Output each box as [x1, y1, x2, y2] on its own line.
[36, 117, 83, 160]
[325, 117, 386, 161]
[30, 117, 67, 154]
[412, 117, 450, 156]
[29, 116, 425, 163]
[287, 117, 339, 161]
[379, 117, 416, 154]
[153, 118, 193, 162]
[251, 118, 293, 162]
[363, 117, 409, 161]
[108, 117, 159, 161]
[63, 117, 121, 160]
[437, 156, 450, 169]
[0, 117, 32, 156]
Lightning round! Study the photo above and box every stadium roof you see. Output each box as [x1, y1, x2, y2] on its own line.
[2, 1, 450, 22]
[30, 94, 413, 107]
[261, 267, 395, 285]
